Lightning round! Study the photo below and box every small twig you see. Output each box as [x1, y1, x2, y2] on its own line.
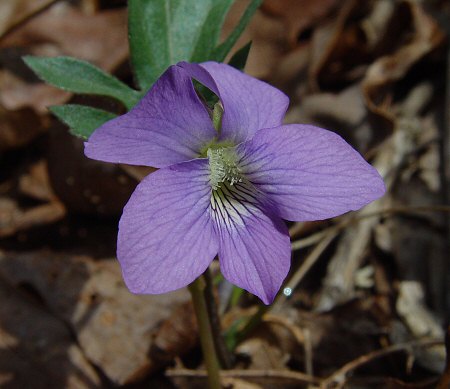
[291, 204, 450, 252]
[204, 267, 234, 369]
[166, 368, 322, 385]
[426, 0, 450, 326]
[227, 228, 335, 351]
[291, 229, 330, 251]
[288, 221, 306, 238]
[263, 314, 314, 381]
[303, 328, 314, 381]
[437, 326, 450, 389]
[351, 205, 450, 219]
[276, 230, 339, 307]
[263, 314, 305, 343]
[231, 205, 450, 352]
[320, 339, 443, 389]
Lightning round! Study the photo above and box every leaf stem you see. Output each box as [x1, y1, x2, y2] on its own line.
[188, 276, 222, 389]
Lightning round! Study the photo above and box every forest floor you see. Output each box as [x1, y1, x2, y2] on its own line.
[0, 0, 449, 388]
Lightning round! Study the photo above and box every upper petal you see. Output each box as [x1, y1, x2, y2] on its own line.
[237, 124, 386, 221]
[210, 182, 291, 304]
[85, 65, 216, 168]
[118, 159, 219, 294]
[179, 61, 289, 144]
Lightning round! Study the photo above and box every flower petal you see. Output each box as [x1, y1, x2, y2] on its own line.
[237, 124, 386, 221]
[117, 159, 218, 294]
[179, 61, 289, 144]
[210, 182, 291, 304]
[85, 65, 216, 168]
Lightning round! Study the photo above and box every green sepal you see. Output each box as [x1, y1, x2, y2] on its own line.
[212, 102, 224, 132]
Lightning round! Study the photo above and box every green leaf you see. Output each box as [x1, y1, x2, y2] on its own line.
[190, 0, 235, 62]
[228, 41, 252, 70]
[212, 0, 262, 62]
[229, 285, 244, 307]
[49, 104, 117, 139]
[128, 0, 167, 90]
[129, 0, 238, 91]
[24, 56, 140, 110]
[224, 316, 247, 351]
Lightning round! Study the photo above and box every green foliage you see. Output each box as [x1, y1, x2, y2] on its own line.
[129, 0, 231, 90]
[23, 56, 140, 110]
[224, 316, 247, 351]
[190, 0, 235, 62]
[24, 0, 263, 138]
[49, 105, 117, 139]
[212, 0, 262, 62]
[228, 41, 252, 70]
[128, 0, 261, 90]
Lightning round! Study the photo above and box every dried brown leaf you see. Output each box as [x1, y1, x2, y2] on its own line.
[0, 69, 71, 113]
[151, 302, 198, 364]
[19, 159, 58, 201]
[0, 104, 48, 150]
[1, 3, 128, 70]
[0, 0, 57, 38]
[307, 0, 366, 90]
[222, 0, 286, 79]
[0, 4, 128, 112]
[0, 198, 66, 238]
[0, 251, 190, 385]
[0, 277, 100, 388]
[237, 337, 288, 370]
[362, 2, 445, 123]
[263, 0, 339, 46]
[47, 126, 138, 216]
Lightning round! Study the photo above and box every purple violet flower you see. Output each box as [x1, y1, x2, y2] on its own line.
[84, 62, 385, 304]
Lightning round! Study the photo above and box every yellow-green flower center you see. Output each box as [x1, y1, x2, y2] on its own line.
[207, 147, 242, 190]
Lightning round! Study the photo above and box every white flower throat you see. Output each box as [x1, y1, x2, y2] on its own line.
[207, 146, 260, 229]
[207, 147, 242, 190]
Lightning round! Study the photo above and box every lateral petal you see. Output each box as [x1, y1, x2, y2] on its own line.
[117, 159, 218, 294]
[237, 124, 386, 221]
[85, 65, 216, 168]
[179, 61, 289, 144]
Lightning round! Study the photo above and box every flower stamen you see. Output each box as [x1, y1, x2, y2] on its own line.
[207, 147, 242, 190]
